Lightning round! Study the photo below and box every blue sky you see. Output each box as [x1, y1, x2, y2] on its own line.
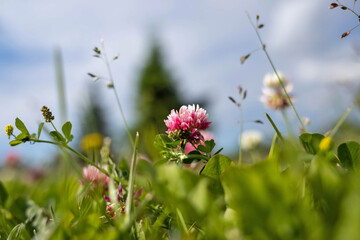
[1, 0, 360, 164]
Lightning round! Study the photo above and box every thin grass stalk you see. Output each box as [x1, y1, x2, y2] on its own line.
[176, 208, 189, 235]
[265, 113, 284, 142]
[329, 102, 355, 138]
[268, 133, 278, 159]
[54, 48, 67, 124]
[31, 138, 113, 180]
[246, 12, 307, 132]
[238, 107, 244, 165]
[124, 132, 140, 227]
[100, 42, 135, 147]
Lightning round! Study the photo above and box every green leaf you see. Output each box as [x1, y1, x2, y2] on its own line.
[7, 223, 25, 240]
[154, 134, 169, 150]
[187, 150, 201, 155]
[154, 134, 180, 150]
[183, 150, 203, 164]
[201, 154, 234, 179]
[205, 139, 215, 152]
[15, 133, 29, 141]
[197, 145, 209, 153]
[37, 122, 44, 139]
[265, 113, 284, 142]
[0, 182, 8, 207]
[62, 121, 73, 142]
[299, 133, 325, 155]
[9, 197, 27, 221]
[9, 140, 22, 146]
[50, 131, 66, 143]
[154, 158, 169, 166]
[15, 118, 29, 136]
[337, 141, 360, 170]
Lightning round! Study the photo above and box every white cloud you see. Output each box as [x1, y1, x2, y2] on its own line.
[295, 57, 360, 83]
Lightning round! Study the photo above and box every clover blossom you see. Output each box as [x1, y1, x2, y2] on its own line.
[82, 165, 109, 186]
[241, 130, 263, 151]
[164, 104, 211, 144]
[260, 72, 293, 110]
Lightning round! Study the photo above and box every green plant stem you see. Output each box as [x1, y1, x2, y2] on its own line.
[50, 121, 59, 133]
[348, 23, 360, 33]
[238, 107, 244, 165]
[124, 132, 139, 226]
[121, 193, 154, 232]
[183, 154, 209, 162]
[54, 48, 67, 123]
[176, 208, 189, 235]
[329, 102, 355, 138]
[31, 138, 113, 180]
[268, 133, 278, 159]
[301, 177, 306, 199]
[246, 12, 306, 132]
[336, 0, 359, 17]
[100, 42, 134, 147]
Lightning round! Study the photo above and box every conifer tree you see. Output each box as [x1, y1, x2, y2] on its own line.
[135, 41, 182, 133]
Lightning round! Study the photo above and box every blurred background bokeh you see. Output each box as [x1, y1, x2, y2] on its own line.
[1, 0, 360, 166]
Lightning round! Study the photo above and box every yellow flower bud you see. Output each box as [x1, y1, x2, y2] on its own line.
[5, 124, 14, 139]
[319, 137, 333, 151]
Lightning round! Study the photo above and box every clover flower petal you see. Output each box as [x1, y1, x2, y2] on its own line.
[164, 105, 211, 143]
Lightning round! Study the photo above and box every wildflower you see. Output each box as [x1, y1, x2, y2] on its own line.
[5, 124, 14, 139]
[5, 151, 21, 168]
[319, 137, 333, 151]
[241, 130, 263, 151]
[104, 183, 143, 219]
[27, 168, 46, 181]
[81, 133, 103, 152]
[164, 104, 211, 144]
[41, 106, 55, 122]
[82, 165, 109, 186]
[260, 72, 293, 110]
[302, 117, 311, 126]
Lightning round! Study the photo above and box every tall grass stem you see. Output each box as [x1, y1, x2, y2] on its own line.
[100, 42, 135, 147]
[54, 48, 67, 124]
[124, 132, 139, 226]
[246, 12, 307, 132]
[329, 102, 355, 138]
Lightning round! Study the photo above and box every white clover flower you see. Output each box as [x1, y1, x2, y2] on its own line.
[260, 71, 293, 110]
[240, 130, 263, 151]
[263, 72, 289, 89]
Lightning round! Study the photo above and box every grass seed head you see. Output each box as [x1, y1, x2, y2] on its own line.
[41, 106, 55, 123]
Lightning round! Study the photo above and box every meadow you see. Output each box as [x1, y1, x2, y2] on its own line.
[2, 2, 360, 239]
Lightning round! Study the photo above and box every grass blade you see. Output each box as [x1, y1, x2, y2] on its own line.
[265, 113, 284, 142]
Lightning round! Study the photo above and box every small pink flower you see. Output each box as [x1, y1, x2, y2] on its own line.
[164, 104, 211, 143]
[82, 165, 109, 186]
[133, 187, 143, 199]
[5, 151, 21, 168]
